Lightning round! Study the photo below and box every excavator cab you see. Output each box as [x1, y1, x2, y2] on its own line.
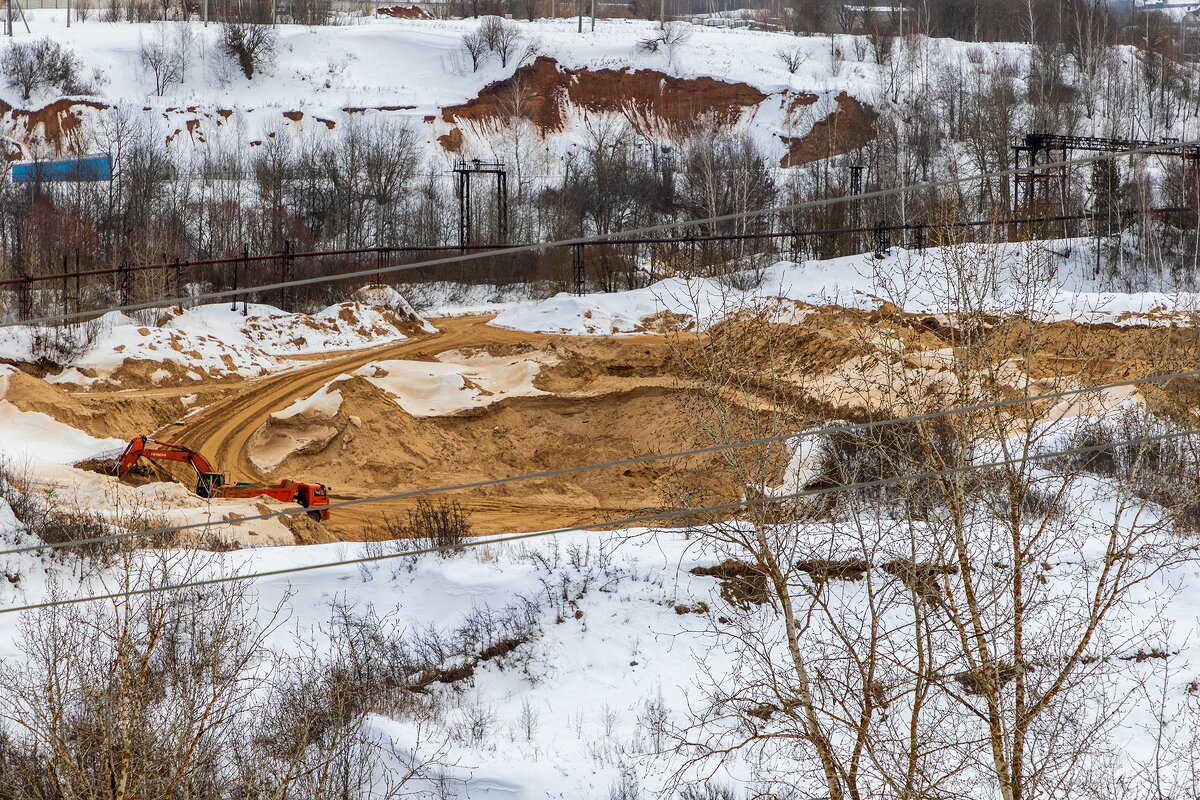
[196, 472, 226, 499]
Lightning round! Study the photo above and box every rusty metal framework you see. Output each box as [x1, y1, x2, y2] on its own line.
[1011, 133, 1200, 216]
[5, 205, 1198, 322]
[454, 158, 509, 250]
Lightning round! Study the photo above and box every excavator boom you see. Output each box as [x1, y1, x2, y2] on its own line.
[116, 436, 218, 477]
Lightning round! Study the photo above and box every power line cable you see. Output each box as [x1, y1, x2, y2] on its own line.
[6, 138, 1199, 328]
[6, 364, 1197, 558]
[2, 425, 1194, 615]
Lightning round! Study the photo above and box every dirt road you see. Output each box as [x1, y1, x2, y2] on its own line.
[164, 315, 637, 539]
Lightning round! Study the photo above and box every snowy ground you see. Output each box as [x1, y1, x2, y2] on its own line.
[0, 474, 1195, 798]
[492, 239, 1200, 335]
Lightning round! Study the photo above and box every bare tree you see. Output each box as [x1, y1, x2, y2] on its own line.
[0, 551, 283, 797]
[640, 20, 692, 66]
[1, 37, 88, 102]
[665, 230, 1200, 799]
[492, 19, 526, 68]
[461, 29, 488, 72]
[139, 23, 184, 96]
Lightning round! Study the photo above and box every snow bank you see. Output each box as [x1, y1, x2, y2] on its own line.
[0, 364, 124, 465]
[0, 297, 425, 388]
[491, 239, 1200, 335]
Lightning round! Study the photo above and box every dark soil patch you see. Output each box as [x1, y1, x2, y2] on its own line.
[882, 558, 957, 607]
[376, 4, 431, 17]
[796, 558, 871, 587]
[674, 601, 710, 615]
[691, 559, 771, 607]
[441, 56, 767, 139]
[779, 91, 878, 167]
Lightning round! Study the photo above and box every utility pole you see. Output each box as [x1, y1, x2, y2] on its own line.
[590, 0, 594, 30]
[66, 0, 69, 28]
[6, 0, 11, 37]
[576, 0, 581, 33]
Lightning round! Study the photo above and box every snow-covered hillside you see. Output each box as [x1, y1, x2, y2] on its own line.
[2, 12, 872, 161]
[7, 10, 1194, 170]
[0, 440, 1198, 797]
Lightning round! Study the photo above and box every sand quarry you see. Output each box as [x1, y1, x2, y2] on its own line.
[2, 299, 1199, 545]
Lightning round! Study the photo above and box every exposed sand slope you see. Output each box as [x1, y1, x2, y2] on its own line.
[25, 305, 1199, 544]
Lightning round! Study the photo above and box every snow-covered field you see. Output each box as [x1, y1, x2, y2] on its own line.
[492, 238, 1200, 336]
[0, 464, 1197, 797]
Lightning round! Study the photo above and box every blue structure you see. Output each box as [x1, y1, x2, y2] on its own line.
[10, 154, 113, 183]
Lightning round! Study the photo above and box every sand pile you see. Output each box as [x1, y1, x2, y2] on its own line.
[1, 366, 187, 440]
[45, 302, 1200, 542]
[243, 331, 809, 516]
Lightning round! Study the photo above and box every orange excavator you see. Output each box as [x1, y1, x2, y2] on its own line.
[115, 436, 331, 521]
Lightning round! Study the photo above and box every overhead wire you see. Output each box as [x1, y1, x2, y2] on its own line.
[6, 137, 1200, 328]
[2, 364, 1198, 558]
[2, 425, 1194, 615]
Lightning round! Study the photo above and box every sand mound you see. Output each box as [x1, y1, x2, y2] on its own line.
[248, 379, 345, 473]
[56, 303, 1200, 542]
[247, 367, 789, 515]
[1, 367, 187, 440]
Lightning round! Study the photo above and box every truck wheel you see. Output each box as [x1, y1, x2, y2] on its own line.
[307, 510, 322, 522]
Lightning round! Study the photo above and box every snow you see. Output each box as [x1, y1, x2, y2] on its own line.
[162, 301, 416, 357]
[0, 403, 122, 465]
[0, 13, 843, 163]
[0, 10, 1105, 179]
[354, 348, 557, 417]
[273, 381, 344, 420]
[0, 502, 1193, 797]
[0, 299, 423, 387]
[492, 239, 1200, 335]
[0, 364, 123, 465]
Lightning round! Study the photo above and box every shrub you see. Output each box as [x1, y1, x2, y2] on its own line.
[27, 319, 103, 366]
[1, 37, 89, 101]
[813, 417, 966, 519]
[389, 497, 472, 553]
[1062, 408, 1200, 532]
[220, 22, 277, 79]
